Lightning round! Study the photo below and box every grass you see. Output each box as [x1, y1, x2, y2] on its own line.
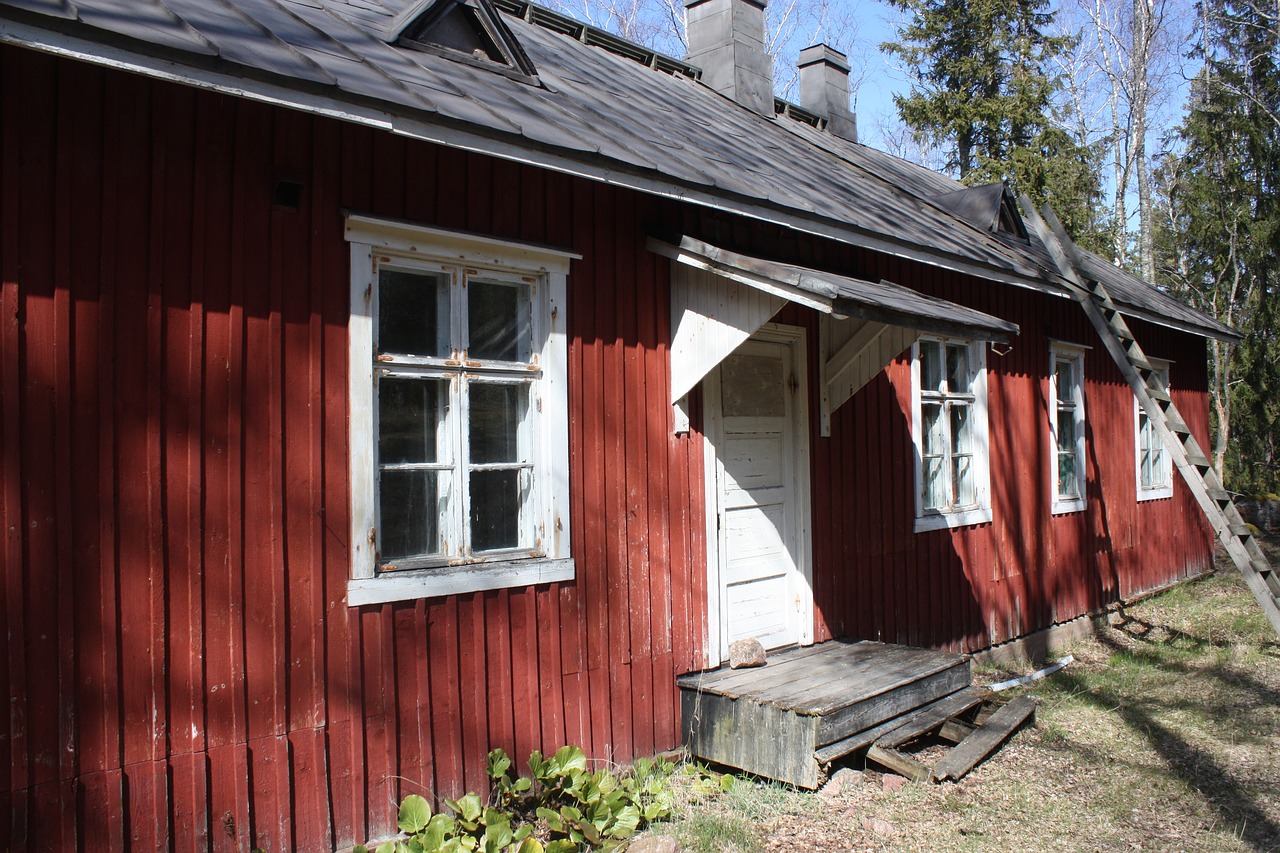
[636, 543, 1280, 852]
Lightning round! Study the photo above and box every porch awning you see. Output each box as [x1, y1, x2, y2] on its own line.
[650, 235, 1020, 404]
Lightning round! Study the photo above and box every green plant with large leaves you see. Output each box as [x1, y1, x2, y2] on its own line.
[356, 745, 709, 852]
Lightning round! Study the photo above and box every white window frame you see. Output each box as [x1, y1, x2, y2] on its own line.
[910, 337, 992, 532]
[1048, 342, 1088, 515]
[345, 214, 577, 605]
[1136, 359, 1174, 501]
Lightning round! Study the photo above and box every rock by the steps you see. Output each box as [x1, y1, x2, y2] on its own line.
[728, 638, 767, 669]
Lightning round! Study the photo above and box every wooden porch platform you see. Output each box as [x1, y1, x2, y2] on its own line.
[678, 639, 972, 788]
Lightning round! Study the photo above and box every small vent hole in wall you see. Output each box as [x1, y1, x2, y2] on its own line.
[272, 179, 304, 210]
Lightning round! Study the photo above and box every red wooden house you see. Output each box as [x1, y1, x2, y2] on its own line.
[0, 0, 1236, 848]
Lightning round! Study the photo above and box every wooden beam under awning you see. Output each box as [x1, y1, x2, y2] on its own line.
[650, 235, 1019, 432]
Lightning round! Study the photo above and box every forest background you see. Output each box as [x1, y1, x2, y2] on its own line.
[546, 0, 1279, 495]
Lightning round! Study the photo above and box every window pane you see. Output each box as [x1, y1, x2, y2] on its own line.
[953, 455, 974, 506]
[951, 404, 971, 454]
[923, 457, 946, 510]
[720, 353, 785, 417]
[1056, 409, 1076, 452]
[1140, 449, 1153, 488]
[919, 340, 942, 392]
[1055, 360, 1073, 403]
[470, 382, 529, 464]
[922, 403, 945, 456]
[470, 468, 524, 551]
[379, 377, 449, 465]
[379, 269, 450, 357]
[1058, 451, 1078, 497]
[379, 469, 445, 561]
[1151, 446, 1166, 486]
[469, 278, 531, 362]
[947, 344, 970, 394]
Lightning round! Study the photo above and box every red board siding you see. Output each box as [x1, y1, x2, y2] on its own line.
[1, 45, 1214, 852]
[1, 49, 706, 851]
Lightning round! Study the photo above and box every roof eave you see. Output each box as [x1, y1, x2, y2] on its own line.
[0, 12, 1079, 305]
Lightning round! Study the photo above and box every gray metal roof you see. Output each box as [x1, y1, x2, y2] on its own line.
[0, 0, 1236, 341]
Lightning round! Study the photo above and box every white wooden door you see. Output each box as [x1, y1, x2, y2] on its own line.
[710, 331, 812, 657]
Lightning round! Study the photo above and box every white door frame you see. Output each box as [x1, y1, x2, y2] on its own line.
[702, 322, 814, 666]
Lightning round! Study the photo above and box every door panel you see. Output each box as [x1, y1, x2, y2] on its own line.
[715, 335, 808, 652]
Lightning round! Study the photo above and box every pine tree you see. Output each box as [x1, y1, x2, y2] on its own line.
[882, 0, 1081, 212]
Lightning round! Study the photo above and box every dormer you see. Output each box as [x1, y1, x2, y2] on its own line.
[934, 182, 1028, 240]
[382, 0, 538, 81]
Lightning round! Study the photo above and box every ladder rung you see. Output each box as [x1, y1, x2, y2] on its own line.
[1207, 487, 1232, 504]
[1185, 451, 1212, 469]
[1229, 523, 1254, 539]
[1146, 386, 1172, 403]
[1132, 357, 1156, 373]
[1166, 415, 1191, 434]
[1256, 559, 1275, 576]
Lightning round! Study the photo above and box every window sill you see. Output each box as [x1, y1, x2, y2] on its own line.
[1137, 487, 1174, 503]
[1051, 497, 1086, 515]
[914, 507, 992, 533]
[347, 557, 574, 606]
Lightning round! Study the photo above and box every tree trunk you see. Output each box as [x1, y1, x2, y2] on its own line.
[1134, 0, 1156, 284]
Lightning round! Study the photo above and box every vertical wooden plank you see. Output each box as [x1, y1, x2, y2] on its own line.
[485, 589, 516, 758]
[325, 117, 364, 851]
[428, 597, 464, 795]
[393, 604, 433, 797]
[534, 585, 566, 753]
[111, 69, 167, 773]
[208, 744, 252, 853]
[10, 48, 59, 798]
[171, 752, 211, 852]
[454, 594, 489, 795]
[618, 202, 653, 760]
[237, 100, 288, 750]
[599, 185, 632, 764]
[124, 760, 168, 852]
[156, 78, 208, 791]
[0, 45, 30, 813]
[78, 769, 127, 852]
[288, 727, 334, 852]
[509, 588, 542, 764]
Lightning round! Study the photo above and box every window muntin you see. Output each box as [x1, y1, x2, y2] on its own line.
[1136, 362, 1173, 500]
[346, 215, 575, 605]
[1049, 344, 1087, 514]
[912, 338, 991, 530]
[373, 264, 540, 569]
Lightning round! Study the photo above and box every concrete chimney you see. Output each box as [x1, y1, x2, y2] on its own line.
[798, 44, 857, 142]
[685, 0, 775, 116]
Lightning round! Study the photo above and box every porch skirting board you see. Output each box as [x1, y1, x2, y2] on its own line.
[972, 567, 1214, 668]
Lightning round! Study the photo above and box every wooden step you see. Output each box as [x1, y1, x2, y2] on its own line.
[1207, 487, 1232, 505]
[931, 696, 1037, 782]
[1165, 415, 1192, 435]
[1184, 450, 1212, 470]
[874, 687, 985, 749]
[1229, 523, 1254, 540]
[1146, 386, 1172, 404]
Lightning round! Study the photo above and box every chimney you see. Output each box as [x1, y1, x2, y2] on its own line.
[684, 0, 775, 116]
[798, 44, 857, 142]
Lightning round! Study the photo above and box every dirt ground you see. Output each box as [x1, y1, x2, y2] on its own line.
[649, 537, 1280, 853]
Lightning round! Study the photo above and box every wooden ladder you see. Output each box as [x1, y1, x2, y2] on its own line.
[1022, 200, 1280, 638]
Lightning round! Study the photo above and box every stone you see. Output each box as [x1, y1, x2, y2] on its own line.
[881, 774, 906, 792]
[728, 638, 767, 669]
[863, 817, 898, 836]
[819, 767, 864, 799]
[627, 836, 683, 853]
